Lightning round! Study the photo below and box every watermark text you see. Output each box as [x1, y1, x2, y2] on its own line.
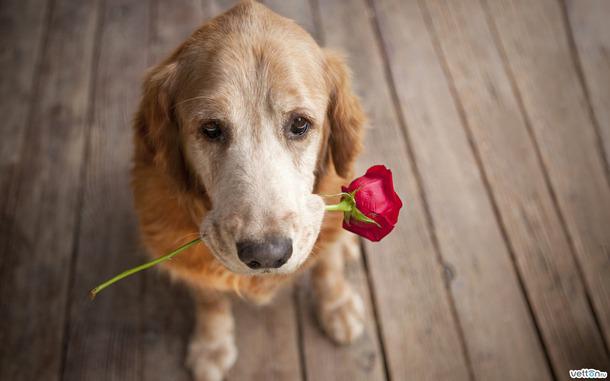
[570, 369, 608, 379]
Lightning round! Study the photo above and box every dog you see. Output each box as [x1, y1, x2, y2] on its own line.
[131, 1, 365, 380]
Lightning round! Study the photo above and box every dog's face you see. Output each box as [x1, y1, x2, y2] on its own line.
[179, 27, 329, 275]
[137, 2, 363, 275]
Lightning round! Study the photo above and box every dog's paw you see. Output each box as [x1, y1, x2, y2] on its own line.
[318, 286, 365, 344]
[187, 335, 237, 381]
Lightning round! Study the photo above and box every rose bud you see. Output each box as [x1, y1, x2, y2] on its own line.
[326, 165, 403, 242]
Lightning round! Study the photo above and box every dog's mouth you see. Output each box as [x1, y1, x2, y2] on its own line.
[199, 227, 320, 276]
[199, 195, 326, 275]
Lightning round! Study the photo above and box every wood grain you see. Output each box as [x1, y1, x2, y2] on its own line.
[371, 1, 553, 379]
[62, 1, 151, 379]
[2, 0, 609, 378]
[263, 0, 318, 40]
[0, 0, 100, 380]
[228, 289, 303, 381]
[203, 0, 239, 16]
[565, 0, 610, 183]
[483, 0, 610, 349]
[417, 0, 609, 377]
[297, 256, 386, 381]
[315, 0, 472, 379]
[0, 0, 50, 247]
[143, 272, 195, 381]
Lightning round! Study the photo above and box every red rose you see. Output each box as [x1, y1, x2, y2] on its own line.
[91, 165, 403, 298]
[336, 165, 403, 242]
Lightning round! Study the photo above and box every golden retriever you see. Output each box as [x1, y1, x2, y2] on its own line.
[131, 1, 365, 379]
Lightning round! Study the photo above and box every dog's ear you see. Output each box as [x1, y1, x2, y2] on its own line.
[134, 60, 194, 191]
[323, 49, 365, 179]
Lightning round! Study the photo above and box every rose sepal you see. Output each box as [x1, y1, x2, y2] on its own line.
[323, 189, 381, 227]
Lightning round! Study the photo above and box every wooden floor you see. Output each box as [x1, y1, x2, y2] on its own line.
[1, 0, 609, 380]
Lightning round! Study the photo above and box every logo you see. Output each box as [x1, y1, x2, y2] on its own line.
[569, 369, 608, 379]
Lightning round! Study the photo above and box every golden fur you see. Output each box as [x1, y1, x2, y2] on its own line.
[131, 2, 365, 379]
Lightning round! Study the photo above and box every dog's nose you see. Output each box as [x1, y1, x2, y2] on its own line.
[236, 237, 293, 269]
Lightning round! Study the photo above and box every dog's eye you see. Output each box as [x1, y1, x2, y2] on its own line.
[288, 116, 310, 137]
[199, 121, 223, 141]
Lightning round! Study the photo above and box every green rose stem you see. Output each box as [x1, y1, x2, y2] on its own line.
[89, 238, 200, 300]
[323, 198, 352, 212]
[89, 197, 378, 299]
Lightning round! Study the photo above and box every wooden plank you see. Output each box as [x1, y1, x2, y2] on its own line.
[565, 0, 610, 185]
[0, 0, 49, 245]
[297, 255, 386, 381]
[371, 1, 552, 379]
[482, 0, 610, 348]
[264, 1, 386, 379]
[142, 2, 203, 380]
[228, 289, 303, 381]
[150, 0, 204, 63]
[144, 272, 195, 381]
[263, 0, 318, 40]
[0, 1, 100, 380]
[62, 1, 151, 379]
[314, 1, 472, 380]
[203, 0, 238, 16]
[413, 0, 609, 376]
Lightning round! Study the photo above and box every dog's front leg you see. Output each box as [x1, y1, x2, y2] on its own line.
[312, 232, 365, 344]
[187, 289, 237, 381]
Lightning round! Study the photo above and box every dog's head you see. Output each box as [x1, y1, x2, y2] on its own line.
[135, 1, 363, 275]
